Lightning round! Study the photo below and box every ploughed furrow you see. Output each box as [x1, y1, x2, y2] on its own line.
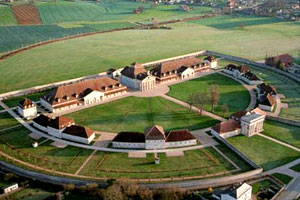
[11, 5, 42, 25]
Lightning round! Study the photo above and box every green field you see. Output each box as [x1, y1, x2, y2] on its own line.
[0, 5, 17, 26]
[227, 135, 300, 171]
[0, 112, 19, 130]
[0, 15, 299, 94]
[3, 90, 49, 108]
[168, 73, 250, 118]
[251, 179, 273, 194]
[0, 126, 93, 174]
[262, 120, 300, 148]
[290, 163, 300, 172]
[67, 96, 218, 133]
[249, 65, 300, 121]
[272, 173, 293, 185]
[80, 147, 237, 179]
[10, 188, 54, 200]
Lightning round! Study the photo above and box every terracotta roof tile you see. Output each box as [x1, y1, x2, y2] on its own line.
[18, 98, 35, 109]
[63, 125, 94, 139]
[48, 116, 74, 130]
[113, 132, 145, 143]
[145, 125, 165, 140]
[165, 130, 196, 142]
[33, 114, 50, 127]
[212, 120, 241, 134]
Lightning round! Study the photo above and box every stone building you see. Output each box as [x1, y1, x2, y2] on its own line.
[120, 62, 156, 91]
[223, 64, 262, 85]
[212, 183, 252, 200]
[17, 98, 37, 119]
[62, 125, 95, 144]
[47, 116, 75, 138]
[265, 54, 294, 68]
[40, 76, 127, 113]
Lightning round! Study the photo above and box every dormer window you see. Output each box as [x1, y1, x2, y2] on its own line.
[109, 85, 113, 89]
[72, 93, 77, 97]
[102, 86, 107, 91]
[56, 98, 60, 103]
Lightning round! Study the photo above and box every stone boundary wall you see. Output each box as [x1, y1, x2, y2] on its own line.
[214, 135, 261, 169]
[266, 115, 300, 127]
[205, 50, 300, 83]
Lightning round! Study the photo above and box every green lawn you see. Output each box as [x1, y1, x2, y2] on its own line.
[249, 65, 300, 121]
[0, 112, 19, 130]
[168, 73, 250, 118]
[80, 147, 237, 179]
[0, 15, 299, 94]
[290, 163, 300, 172]
[0, 126, 93, 173]
[0, 5, 17, 26]
[251, 179, 273, 194]
[262, 120, 300, 148]
[10, 188, 54, 200]
[3, 90, 49, 108]
[227, 135, 300, 171]
[67, 96, 218, 133]
[272, 173, 293, 185]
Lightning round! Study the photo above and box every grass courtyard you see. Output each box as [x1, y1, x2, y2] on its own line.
[262, 120, 300, 148]
[168, 73, 250, 118]
[227, 135, 300, 171]
[0, 15, 299, 93]
[0, 112, 19, 130]
[67, 96, 219, 133]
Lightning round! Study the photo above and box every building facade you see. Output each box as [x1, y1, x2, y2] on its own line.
[17, 98, 37, 119]
[223, 64, 262, 85]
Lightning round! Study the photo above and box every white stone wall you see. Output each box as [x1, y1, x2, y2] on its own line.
[210, 60, 218, 69]
[223, 69, 235, 76]
[33, 122, 48, 132]
[165, 139, 197, 148]
[40, 98, 53, 112]
[112, 142, 145, 149]
[18, 106, 37, 119]
[3, 184, 18, 194]
[258, 104, 274, 112]
[121, 75, 142, 90]
[145, 140, 165, 149]
[62, 133, 95, 144]
[47, 126, 65, 138]
[83, 91, 104, 105]
[180, 68, 195, 79]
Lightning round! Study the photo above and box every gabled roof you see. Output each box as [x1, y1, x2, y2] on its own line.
[33, 114, 50, 127]
[120, 62, 148, 80]
[237, 65, 251, 73]
[259, 94, 275, 106]
[257, 83, 277, 95]
[251, 107, 266, 116]
[212, 120, 241, 134]
[63, 125, 94, 139]
[231, 110, 248, 121]
[48, 116, 74, 130]
[18, 98, 34, 109]
[204, 55, 215, 62]
[243, 72, 261, 81]
[165, 130, 196, 142]
[42, 76, 125, 106]
[271, 54, 294, 64]
[145, 125, 165, 140]
[225, 64, 238, 70]
[113, 132, 145, 143]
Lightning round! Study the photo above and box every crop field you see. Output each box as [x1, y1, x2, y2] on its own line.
[80, 147, 238, 179]
[67, 96, 218, 133]
[0, 15, 299, 94]
[227, 135, 300, 171]
[0, 126, 93, 173]
[168, 73, 250, 118]
[249, 65, 300, 121]
[0, 5, 17, 26]
[262, 120, 300, 148]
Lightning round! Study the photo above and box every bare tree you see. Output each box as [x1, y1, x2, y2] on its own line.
[221, 103, 229, 117]
[187, 93, 197, 110]
[194, 92, 209, 115]
[209, 84, 219, 112]
[104, 184, 123, 200]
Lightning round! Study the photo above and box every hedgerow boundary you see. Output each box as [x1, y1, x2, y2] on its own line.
[0, 14, 217, 61]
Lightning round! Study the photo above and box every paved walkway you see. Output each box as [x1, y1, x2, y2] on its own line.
[218, 72, 257, 111]
[161, 95, 226, 121]
[75, 149, 97, 175]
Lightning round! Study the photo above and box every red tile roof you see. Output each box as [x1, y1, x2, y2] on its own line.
[212, 120, 241, 134]
[18, 98, 35, 109]
[120, 62, 148, 80]
[165, 130, 196, 142]
[33, 114, 50, 127]
[113, 132, 145, 143]
[48, 116, 74, 130]
[63, 125, 94, 139]
[145, 125, 165, 140]
[231, 110, 248, 121]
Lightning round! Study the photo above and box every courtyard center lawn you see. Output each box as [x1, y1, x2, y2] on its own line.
[227, 135, 300, 171]
[0, 126, 93, 174]
[262, 120, 300, 148]
[0, 112, 19, 130]
[251, 179, 273, 194]
[0, 15, 300, 93]
[67, 96, 219, 133]
[80, 147, 238, 179]
[168, 73, 250, 118]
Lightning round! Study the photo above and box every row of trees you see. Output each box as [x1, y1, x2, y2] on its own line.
[186, 84, 229, 116]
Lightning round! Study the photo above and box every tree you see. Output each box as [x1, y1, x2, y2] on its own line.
[221, 104, 229, 117]
[187, 93, 197, 110]
[138, 6, 145, 12]
[209, 84, 219, 112]
[194, 92, 208, 115]
[136, 187, 153, 200]
[63, 183, 75, 191]
[104, 184, 123, 200]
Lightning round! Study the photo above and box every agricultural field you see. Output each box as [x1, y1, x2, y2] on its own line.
[67, 96, 218, 133]
[227, 135, 300, 171]
[0, 126, 93, 174]
[168, 73, 250, 118]
[79, 147, 239, 179]
[0, 15, 299, 93]
[0, 5, 17, 26]
[262, 120, 300, 148]
[249, 65, 300, 121]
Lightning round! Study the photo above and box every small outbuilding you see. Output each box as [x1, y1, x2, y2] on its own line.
[17, 98, 37, 119]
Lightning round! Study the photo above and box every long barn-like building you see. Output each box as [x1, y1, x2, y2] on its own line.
[40, 76, 127, 113]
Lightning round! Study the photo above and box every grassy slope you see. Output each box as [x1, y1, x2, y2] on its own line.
[80, 147, 236, 179]
[249, 65, 300, 121]
[168, 73, 250, 118]
[0, 5, 17, 26]
[0, 15, 299, 93]
[227, 135, 300, 171]
[67, 96, 218, 133]
[262, 120, 300, 148]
